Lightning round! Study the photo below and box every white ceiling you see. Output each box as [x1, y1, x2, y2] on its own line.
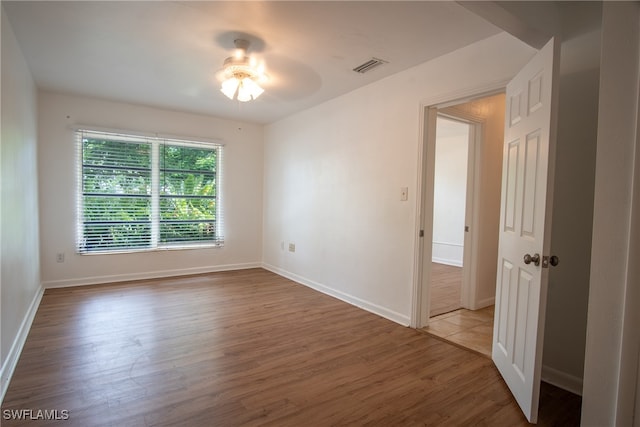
[2, 1, 502, 124]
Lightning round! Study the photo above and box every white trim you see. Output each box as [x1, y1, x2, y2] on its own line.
[473, 296, 495, 310]
[412, 80, 509, 328]
[432, 241, 464, 248]
[262, 263, 410, 327]
[418, 79, 509, 111]
[431, 257, 463, 267]
[76, 130, 225, 254]
[42, 262, 261, 288]
[541, 365, 583, 396]
[412, 106, 438, 328]
[439, 109, 486, 125]
[463, 120, 481, 310]
[1, 286, 45, 403]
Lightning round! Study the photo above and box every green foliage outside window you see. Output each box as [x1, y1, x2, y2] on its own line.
[79, 133, 221, 253]
[159, 145, 217, 243]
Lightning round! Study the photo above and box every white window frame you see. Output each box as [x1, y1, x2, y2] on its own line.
[76, 127, 224, 254]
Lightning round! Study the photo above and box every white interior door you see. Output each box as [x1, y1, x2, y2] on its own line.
[492, 38, 559, 424]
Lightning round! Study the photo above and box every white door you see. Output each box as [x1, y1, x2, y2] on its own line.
[492, 38, 559, 424]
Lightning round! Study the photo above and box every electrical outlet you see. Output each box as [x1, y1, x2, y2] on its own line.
[56, 252, 65, 263]
[288, 243, 296, 253]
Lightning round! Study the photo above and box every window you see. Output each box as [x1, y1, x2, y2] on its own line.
[77, 129, 223, 253]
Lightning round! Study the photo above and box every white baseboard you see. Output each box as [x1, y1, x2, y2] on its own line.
[432, 257, 463, 267]
[42, 262, 262, 288]
[542, 364, 583, 396]
[262, 263, 410, 326]
[472, 296, 495, 310]
[1, 285, 44, 403]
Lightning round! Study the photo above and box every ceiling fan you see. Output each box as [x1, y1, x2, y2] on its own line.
[218, 38, 268, 102]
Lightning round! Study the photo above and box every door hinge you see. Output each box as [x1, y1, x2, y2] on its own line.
[419, 230, 424, 237]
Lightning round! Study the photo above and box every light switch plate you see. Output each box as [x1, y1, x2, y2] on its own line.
[400, 187, 408, 201]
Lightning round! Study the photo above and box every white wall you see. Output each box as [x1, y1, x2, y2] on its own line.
[582, 2, 640, 424]
[541, 25, 601, 395]
[1, 9, 42, 399]
[263, 33, 535, 325]
[432, 118, 468, 267]
[38, 92, 264, 287]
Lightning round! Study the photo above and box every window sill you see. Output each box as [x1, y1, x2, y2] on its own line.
[78, 244, 224, 256]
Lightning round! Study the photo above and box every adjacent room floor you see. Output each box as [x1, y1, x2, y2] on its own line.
[427, 262, 492, 357]
[422, 306, 494, 358]
[429, 262, 462, 317]
[2, 269, 580, 426]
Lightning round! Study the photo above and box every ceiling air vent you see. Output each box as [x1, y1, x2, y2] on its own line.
[352, 58, 388, 74]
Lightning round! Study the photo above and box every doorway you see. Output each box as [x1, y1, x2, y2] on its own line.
[415, 92, 506, 357]
[429, 115, 472, 318]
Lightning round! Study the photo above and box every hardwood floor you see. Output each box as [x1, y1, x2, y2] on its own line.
[429, 263, 462, 317]
[2, 268, 580, 426]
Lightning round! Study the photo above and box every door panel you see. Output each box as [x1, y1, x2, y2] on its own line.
[522, 131, 540, 238]
[492, 38, 559, 424]
[496, 259, 513, 353]
[504, 140, 519, 232]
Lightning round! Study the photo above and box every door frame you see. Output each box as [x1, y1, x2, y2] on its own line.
[432, 112, 481, 311]
[411, 81, 508, 328]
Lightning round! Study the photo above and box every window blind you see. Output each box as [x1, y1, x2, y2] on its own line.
[76, 129, 223, 254]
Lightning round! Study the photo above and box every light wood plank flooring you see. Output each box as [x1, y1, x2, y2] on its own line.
[2, 268, 580, 426]
[429, 263, 462, 317]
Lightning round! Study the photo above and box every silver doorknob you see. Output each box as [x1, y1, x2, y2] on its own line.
[524, 253, 541, 266]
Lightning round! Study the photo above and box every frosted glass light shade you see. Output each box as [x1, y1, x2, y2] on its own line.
[241, 77, 264, 99]
[221, 78, 240, 99]
[221, 76, 264, 102]
[237, 82, 252, 102]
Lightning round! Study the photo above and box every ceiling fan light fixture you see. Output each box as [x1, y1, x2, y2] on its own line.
[220, 39, 266, 102]
[236, 81, 253, 102]
[221, 77, 240, 99]
[241, 77, 264, 98]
